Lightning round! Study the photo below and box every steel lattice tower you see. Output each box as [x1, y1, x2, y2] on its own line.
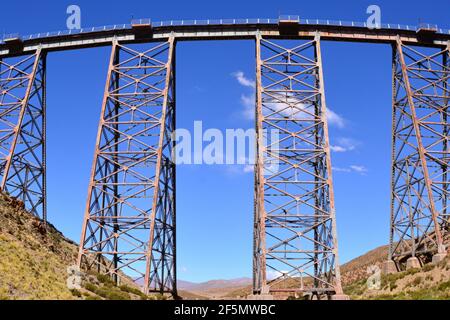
[388, 39, 449, 270]
[253, 34, 344, 298]
[77, 38, 176, 295]
[1, 18, 448, 299]
[0, 48, 47, 220]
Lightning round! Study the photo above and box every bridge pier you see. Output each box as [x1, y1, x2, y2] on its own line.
[382, 260, 398, 274]
[389, 38, 450, 270]
[77, 38, 177, 296]
[253, 33, 346, 299]
[0, 48, 47, 221]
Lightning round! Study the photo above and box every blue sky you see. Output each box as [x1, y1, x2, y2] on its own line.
[1, 0, 448, 282]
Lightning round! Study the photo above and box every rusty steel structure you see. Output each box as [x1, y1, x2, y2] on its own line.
[0, 48, 47, 220]
[1, 17, 449, 298]
[254, 34, 343, 297]
[77, 38, 176, 294]
[389, 38, 450, 269]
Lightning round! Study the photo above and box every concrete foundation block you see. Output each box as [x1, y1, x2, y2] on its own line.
[382, 260, 398, 274]
[432, 253, 447, 265]
[406, 256, 421, 270]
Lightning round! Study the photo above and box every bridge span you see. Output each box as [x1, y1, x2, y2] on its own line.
[0, 16, 449, 299]
[1, 17, 450, 56]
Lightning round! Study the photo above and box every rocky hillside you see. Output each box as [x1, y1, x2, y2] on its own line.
[0, 194, 78, 299]
[0, 193, 164, 300]
[344, 255, 450, 299]
[341, 245, 389, 286]
[1, 192, 448, 300]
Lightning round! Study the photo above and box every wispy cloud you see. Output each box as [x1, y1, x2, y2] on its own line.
[332, 166, 352, 173]
[350, 165, 368, 174]
[232, 71, 347, 129]
[330, 137, 360, 153]
[330, 145, 347, 153]
[327, 109, 345, 128]
[240, 93, 255, 120]
[266, 270, 289, 280]
[333, 165, 368, 175]
[232, 71, 255, 88]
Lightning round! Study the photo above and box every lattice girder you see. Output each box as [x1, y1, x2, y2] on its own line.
[0, 49, 46, 220]
[390, 39, 449, 265]
[78, 38, 176, 295]
[254, 34, 343, 297]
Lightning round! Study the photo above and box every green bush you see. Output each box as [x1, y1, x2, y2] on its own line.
[84, 283, 98, 293]
[70, 289, 82, 297]
[405, 268, 420, 276]
[93, 286, 131, 300]
[411, 277, 422, 286]
[422, 264, 434, 272]
[154, 294, 167, 300]
[96, 274, 115, 286]
[119, 284, 148, 299]
[437, 280, 450, 291]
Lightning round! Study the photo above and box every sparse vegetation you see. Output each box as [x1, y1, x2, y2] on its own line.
[342, 248, 450, 300]
[0, 191, 449, 300]
[0, 193, 153, 300]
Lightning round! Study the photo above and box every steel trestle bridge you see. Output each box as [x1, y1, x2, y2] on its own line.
[0, 16, 449, 299]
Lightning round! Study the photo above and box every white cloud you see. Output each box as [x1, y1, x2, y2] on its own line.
[330, 137, 360, 153]
[333, 165, 368, 175]
[332, 166, 352, 173]
[350, 165, 368, 173]
[327, 109, 345, 128]
[263, 93, 346, 130]
[232, 71, 346, 129]
[330, 145, 347, 153]
[243, 164, 254, 173]
[240, 93, 255, 120]
[232, 71, 255, 88]
[266, 270, 289, 280]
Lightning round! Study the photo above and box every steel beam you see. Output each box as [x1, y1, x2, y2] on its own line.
[2, 22, 450, 57]
[390, 38, 449, 268]
[77, 38, 176, 295]
[253, 33, 343, 298]
[0, 48, 46, 220]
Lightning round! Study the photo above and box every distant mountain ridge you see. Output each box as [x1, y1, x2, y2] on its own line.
[178, 277, 252, 291]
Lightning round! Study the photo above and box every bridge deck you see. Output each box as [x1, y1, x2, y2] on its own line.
[1, 18, 450, 56]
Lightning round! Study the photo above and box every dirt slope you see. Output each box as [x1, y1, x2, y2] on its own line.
[0, 193, 170, 300]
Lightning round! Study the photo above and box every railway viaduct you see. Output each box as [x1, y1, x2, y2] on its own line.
[0, 16, 449, 299]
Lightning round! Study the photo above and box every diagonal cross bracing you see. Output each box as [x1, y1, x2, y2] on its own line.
[77, 38, 176, 295]
[253, 34, 343, 297]
[390, 39, 449, 266]
[0, 49, 46, 220]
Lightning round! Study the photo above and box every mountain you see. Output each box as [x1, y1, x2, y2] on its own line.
[177, 278, 252, 299]
[178, 278, 252, 291]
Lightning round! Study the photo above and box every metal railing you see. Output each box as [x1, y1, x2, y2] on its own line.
[1, 17, 450, 44]
[131, 18, 152, 26]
